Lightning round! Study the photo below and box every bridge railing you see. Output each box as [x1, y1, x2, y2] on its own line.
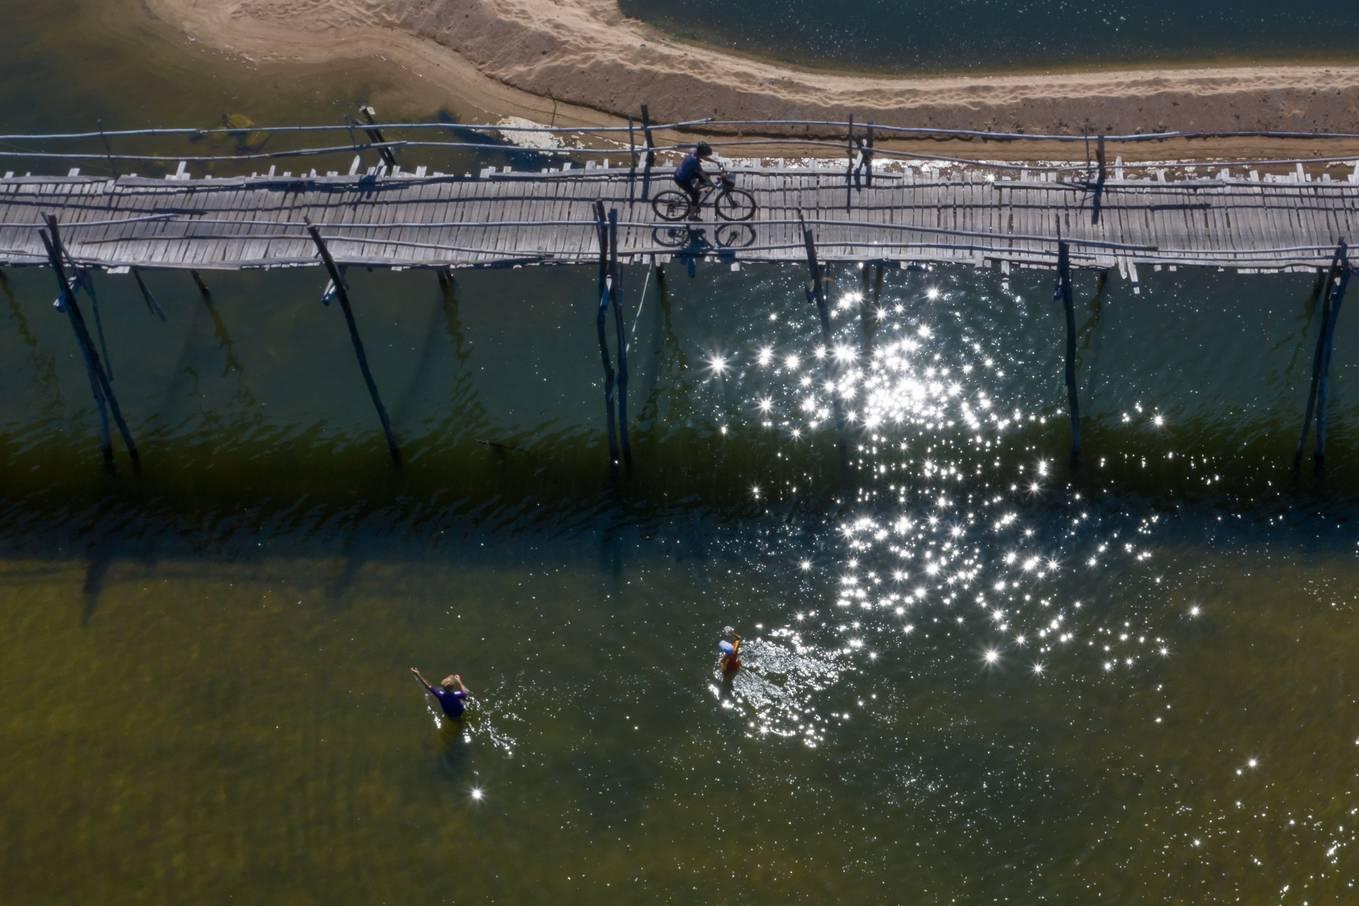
[2, 112, 1359, 181]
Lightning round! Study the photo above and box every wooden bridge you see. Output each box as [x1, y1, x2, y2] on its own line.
[1, 159, 1357, 283]
[1, 113, 1354, 475]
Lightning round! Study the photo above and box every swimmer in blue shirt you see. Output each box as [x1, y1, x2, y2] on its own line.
[410, 667, 470, 719]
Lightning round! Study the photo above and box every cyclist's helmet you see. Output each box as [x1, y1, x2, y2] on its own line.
[696, 142, 713, 157]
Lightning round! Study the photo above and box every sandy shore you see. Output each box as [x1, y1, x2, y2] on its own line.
[144, 0, 1359, 141]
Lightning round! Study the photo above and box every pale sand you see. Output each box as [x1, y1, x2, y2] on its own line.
[144, 0, 1359, 150]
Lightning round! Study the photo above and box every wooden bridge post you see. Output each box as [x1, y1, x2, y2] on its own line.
[97, 118, 120, 179]
[639, 104, 657, 201]
[627, 117, 638, 204]
[1091, 134, 1107, 225]
[640, 104, 657, 168]
[39, 218, 140, 471]
[1055, 241, 1082, 468]
[1295, 242, 1346, 471]
[1313, 241, 1351, 471]
[436, 267, 458, 296]
[607, 209, 633, 468]
[51, 239, 118, 382]
[798, 210, 834, 318]
[131, 267, 166, 321]
[845, 115, 855, 212]
[594, 201, 621, 465]
[304, 219, 402, 466]
[359, 106, 398, 171]
[864, 122, 875, 188]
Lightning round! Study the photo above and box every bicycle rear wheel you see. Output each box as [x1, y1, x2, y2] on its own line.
[715, 189, 757, 222]
[652, 191, 692, 222]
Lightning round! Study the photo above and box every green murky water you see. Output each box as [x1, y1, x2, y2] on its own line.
[2, 3, 1359, 903]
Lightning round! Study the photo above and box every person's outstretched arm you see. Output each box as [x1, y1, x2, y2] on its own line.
[410, 667, 434, 694]
[452, 674, 470, 696]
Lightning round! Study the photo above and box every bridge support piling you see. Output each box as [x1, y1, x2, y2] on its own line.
[1056, 241, 1082, 468]
[593, 202, 621, 465]
[1313, 241, 1351, 472]
[608, 208, 633, 469]
[305, 220, 402, 467]
[627, 117, 638, 205]
[639, 104, 656, 200]
[1091, 134, 1107, 225]
[845, 115, 855, 212]
[358, 106, 398, 171]
[131, 267, 166, 321]
[1295, 243, 1347, 471]
[39, 218, 140, 472]
[863, 123, 875, 188]
[190, 270, 211, 299]
[97, 118, 120, 179]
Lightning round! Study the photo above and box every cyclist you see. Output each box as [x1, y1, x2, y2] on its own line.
[674, 142, 718, 220]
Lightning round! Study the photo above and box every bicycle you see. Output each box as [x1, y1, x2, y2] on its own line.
[652, 165, 758, 223]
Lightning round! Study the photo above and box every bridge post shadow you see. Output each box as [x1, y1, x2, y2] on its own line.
[305, 218, 402, 468]
[593, 201, 621, 467]
[608, 209, 633, 469]
[39, 216, 141, 473]
[1296, 240, 1351, 474]
[1055, 240, 1082, 470]
[798, 210, 848, 467]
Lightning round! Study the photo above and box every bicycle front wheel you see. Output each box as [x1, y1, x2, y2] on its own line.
[652, 191, 692, 222]
[715, 189, 757, 222]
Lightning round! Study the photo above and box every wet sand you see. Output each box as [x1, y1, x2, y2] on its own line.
[141, 0, 1359, 146]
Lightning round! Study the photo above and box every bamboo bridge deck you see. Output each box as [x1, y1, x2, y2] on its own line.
[2, 160, 1356, 281]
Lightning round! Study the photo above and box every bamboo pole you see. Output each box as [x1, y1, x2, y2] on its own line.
[358, 106, 398, 170]
[640, 104, 657, 201]
[845, 114, 855, 213]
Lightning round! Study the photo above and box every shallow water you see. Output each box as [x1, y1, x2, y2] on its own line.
[3, 3, 1359, 904]
[619, 0, 1359, 73]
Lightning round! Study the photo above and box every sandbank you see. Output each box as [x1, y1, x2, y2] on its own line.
[143, 0, 1359, 154]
